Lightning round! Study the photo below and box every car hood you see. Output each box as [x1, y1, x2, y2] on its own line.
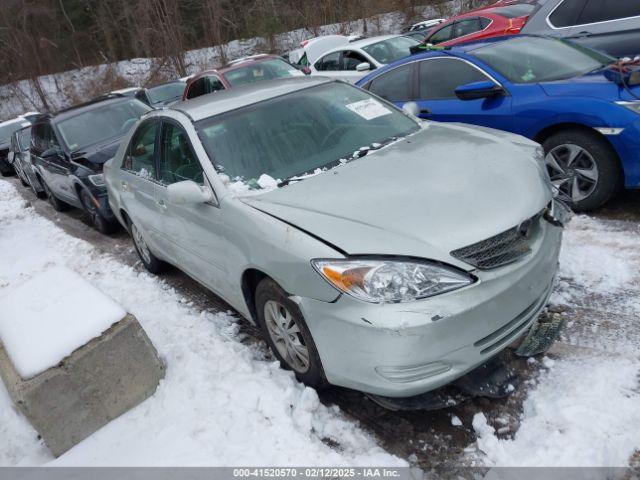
[241, 123, 552, 269]
[540, 72, 640, 101]
[71, 135, 124, 166]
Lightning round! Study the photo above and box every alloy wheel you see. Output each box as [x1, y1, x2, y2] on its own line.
[263, 300, 310, 373]
[131, 223, 152, 265]
[545, 144, 599, 204]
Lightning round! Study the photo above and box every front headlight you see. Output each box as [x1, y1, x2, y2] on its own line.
[88, 173, 106, 187]
[616, 101, 640, 114]
[311, 258, 474, 304]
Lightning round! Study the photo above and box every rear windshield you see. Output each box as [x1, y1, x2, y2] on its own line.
[490, 4, 537, 18]
[224, 59, 304, 87]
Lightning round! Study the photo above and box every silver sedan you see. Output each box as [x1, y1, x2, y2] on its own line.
[104, 77, 564, 398]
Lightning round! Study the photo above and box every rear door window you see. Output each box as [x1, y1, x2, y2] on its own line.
[453, 18, 482, 39]
[548, 0, 586, 27]
[368, 64, 414, 101]
[577, 0, 640, 24]
[342, 50, 370, 70]
[123, 120, 158, 180]
[315, 52, 342, 71]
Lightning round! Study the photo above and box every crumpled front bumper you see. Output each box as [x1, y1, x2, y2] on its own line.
[295, 215, 563, 398]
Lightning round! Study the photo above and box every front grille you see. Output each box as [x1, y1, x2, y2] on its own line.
[451, 212, 541, 270]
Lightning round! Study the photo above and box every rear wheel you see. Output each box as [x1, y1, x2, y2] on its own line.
[255, 278, 327, 388]
[41, 177, 69, 211]
[543, 129, 621, 212]
[127, 218, 167, 274]
[79, 189, 117, 234]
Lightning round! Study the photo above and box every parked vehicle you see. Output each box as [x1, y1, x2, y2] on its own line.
[357, 35, 640, 211]
[407, 18, 446, 32]
[308, 35, 420, 83]
[0, 117, 28, 176]
[413, 2, 537, 48]
[183, 55, 305, 100]
[288, 35, 352, 67]
[520, 0, 640, 58]
[8, 123, 44, 195]
[31, 97, 150, 233]
[106, 81, 187, 108]
[105, 77, 564, 399]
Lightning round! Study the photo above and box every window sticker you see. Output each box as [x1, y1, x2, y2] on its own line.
[346, 98, 392, 120]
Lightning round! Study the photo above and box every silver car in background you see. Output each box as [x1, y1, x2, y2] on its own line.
[104, 77, 564, 398]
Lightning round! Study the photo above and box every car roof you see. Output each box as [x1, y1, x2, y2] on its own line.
[171, 76, 333, 122]
[219, 54, 283, 74]
[53, 97, 137, 122]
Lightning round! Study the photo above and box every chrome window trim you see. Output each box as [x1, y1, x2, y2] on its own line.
[546, 0, 640, 30]
[417, 56, 506, 93]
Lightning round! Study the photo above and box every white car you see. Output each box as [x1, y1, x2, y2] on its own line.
[308, 35, 420, 83]
[409, 18, 446, 31]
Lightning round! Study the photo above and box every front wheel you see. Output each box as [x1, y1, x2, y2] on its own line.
[255, 278, 327, 388]
[79, 189, 117, 234]
[543, 129, 621, 212]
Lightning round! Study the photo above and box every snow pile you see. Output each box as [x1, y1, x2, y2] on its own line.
[470, 214, 640, 467]
[473, 355, 640, 466]
[0, 179, 404, 467]
[0, 266, 126, 379]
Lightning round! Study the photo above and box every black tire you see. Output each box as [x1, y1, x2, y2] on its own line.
[125, 216, 168, 274]
[543, 129, 622, 212]
[255, 278, 327, 388]
[41, 177, 69, 211]
[19, 174, 29, 187]
[79, 188, 118, 234]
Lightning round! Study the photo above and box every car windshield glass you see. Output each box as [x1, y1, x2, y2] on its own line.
[57, 100, 151, 151]
[196, 82, 419, 188]
[471, 36, 614, 84]
[224, 59, 304, 87]
[18, 127, 31, 150]
[147, 82, 185, 105]
[0, 122, 22, 144]
[362, 36, 419, 64]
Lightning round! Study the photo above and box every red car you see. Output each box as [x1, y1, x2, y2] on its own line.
[417, 1, 538, 48]
[182, 54, 306, 101]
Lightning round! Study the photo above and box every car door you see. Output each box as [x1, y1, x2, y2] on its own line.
[154, 119, 228, 295]
[366, 62, 417, 109]
[415, 57, 513, 131]
[35, 123, 76, 203]
[565, 0, 640, 58]
[119, 119, 174, 260]
[337, 50, 377, 83]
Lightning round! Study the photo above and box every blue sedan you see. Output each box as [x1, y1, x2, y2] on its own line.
[356, 35, 640, 211]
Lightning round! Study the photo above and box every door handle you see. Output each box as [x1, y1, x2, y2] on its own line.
[574, 31, 591, 38]
[121, 181, 129, 192]
[157, 199, 167, 210]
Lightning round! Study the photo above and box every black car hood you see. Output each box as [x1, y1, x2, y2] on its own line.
[71, 135, 124, 165]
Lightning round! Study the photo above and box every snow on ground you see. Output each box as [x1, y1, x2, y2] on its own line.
[0, 266, 126, 379]
[0, 179, 404, 467]
[470, 214, 640, 467]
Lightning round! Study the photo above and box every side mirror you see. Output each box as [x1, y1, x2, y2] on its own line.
[455, 81, 505, 101]
[356, 62, 371, 72]
[167, 180, 214, 205]
[301, 66, 312, 75]
[42, 147, 63, 160]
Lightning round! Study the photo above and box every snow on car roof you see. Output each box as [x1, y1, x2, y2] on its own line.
[0, 266, 126, 379]
[171, 76, 332, 122]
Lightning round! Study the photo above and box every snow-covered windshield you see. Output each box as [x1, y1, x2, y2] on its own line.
[57, 99, 150, 151]
[362, 36, 419, 65]
[0, 121, 22, 144]
[224, 59, 304, 87]
[147, 82, 185, 105]
[196, 82, 419, 188]
[471, 36, 614, 84]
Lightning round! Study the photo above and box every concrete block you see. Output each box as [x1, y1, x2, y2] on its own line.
[0, 314, 165, 457]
